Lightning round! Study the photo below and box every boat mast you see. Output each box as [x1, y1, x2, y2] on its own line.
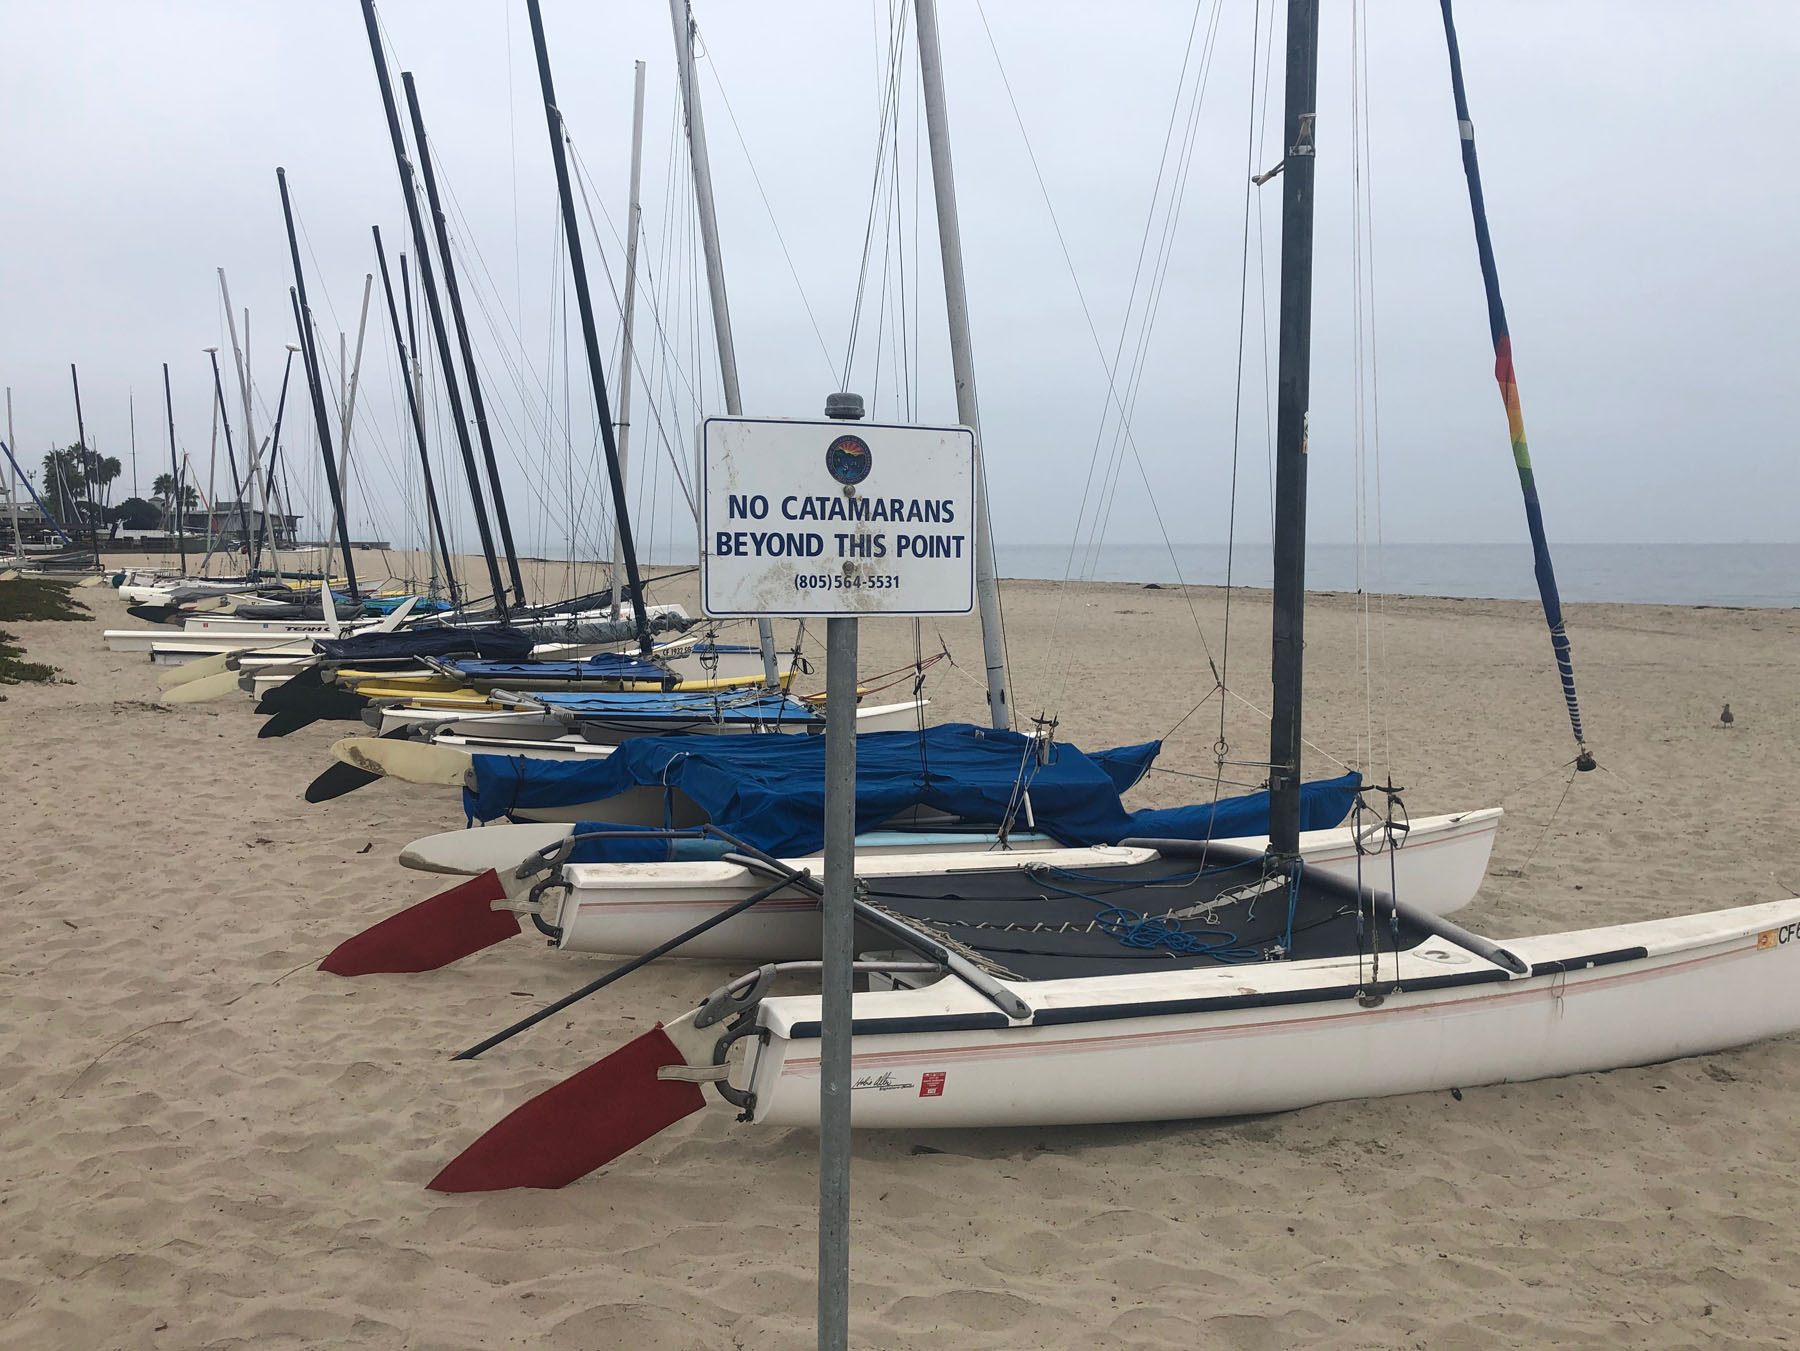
[1438, 0, 1593, 771]
[68, 364, 101, 565]
[277, 167, 360, 600]
[374, 224, 461, 609]
[401, 71, 529, 610]
[336, 274, 375, 559]
[523, 0, 655, 654]
[398, 251, 437, 595]
[219, 272, 276, 578]
[159, 367, 186, 572]
[205, 348, 256, 566]
[611, 59, 647, 623]
[249, 350, 296, 566]
[4, 389, 22, 560]
[1267, 0, 1320, 859]
[667, 0, 782, 688]
[360, 0, 507, 616]
[913, 0, 1011, 732]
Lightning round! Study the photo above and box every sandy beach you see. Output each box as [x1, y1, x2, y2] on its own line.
[2, 552, 1797, 1349]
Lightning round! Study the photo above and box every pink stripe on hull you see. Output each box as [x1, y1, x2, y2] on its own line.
[779, 936, 1764, 1078]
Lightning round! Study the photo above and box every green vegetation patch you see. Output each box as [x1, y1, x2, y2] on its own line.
[0, 629, 57, 684]
[0, 576, 91, 623]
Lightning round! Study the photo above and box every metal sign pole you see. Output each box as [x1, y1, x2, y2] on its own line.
[696, 391, 974, 1351]
[818, 611, 856, 1351]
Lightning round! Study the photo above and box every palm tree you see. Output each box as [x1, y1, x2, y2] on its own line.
[150, 473, 199, 527]
[41, 443, 121, 522]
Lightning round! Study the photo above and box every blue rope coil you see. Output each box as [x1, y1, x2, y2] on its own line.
[1088, 905, 1261, 960]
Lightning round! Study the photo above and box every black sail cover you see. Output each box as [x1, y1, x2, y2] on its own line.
[314, 626, 537, 663]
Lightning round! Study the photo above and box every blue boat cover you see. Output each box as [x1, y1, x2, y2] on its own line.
[1123, 777, 1358, 842]
[446, 651, 671, 684]
[530, 689, 818, 723]
[363, 595, 452, 615]
[462, 721, 1359, 856]
[315, 626, 537, 663]
[1090, 741, 1159, 795]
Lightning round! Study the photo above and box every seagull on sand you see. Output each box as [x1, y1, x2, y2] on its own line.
[1721, 703, 1735, 728]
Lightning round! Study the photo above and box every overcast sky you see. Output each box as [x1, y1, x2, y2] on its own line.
[2, 1, 1796, 569]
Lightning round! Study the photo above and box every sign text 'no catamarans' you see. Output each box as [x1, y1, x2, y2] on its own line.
[699, 416, 976, 618]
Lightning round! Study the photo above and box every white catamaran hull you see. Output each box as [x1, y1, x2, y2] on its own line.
[416, 699, 926, 762]
[718, 897, 1800, 1130]
[539, 809, 1500, 959]
[399, 821, 1060, 875]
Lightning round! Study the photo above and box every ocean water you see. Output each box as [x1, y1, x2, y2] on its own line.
[995, 542, 1800, 609]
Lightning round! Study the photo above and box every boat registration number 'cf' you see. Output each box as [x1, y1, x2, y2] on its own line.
[1757, 924, 1800, 950]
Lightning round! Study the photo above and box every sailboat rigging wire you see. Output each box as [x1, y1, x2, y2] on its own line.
[968, 0, 1224, 719]
[1347, 0, 1394, 786]
[1074, 0, 1227, 593]
[839, 0, 915, 392]
[564, 122, 706, 524]
[1514, 761, 1580, 877]
[1217, 0, 1273, 773]
[431, 165, 620, 558]
[564, 132, 699, 520]
[692, 49, 837, 385]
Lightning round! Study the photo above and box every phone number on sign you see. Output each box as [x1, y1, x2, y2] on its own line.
[794, 573, 902, 591]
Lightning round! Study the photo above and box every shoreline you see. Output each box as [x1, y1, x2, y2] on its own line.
[96, 546, 1799, 615]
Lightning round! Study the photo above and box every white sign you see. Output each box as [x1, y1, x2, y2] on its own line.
[700, 416, 976, 618]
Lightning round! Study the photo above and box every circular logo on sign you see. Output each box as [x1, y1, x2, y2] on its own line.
[825, 434, 872, 486]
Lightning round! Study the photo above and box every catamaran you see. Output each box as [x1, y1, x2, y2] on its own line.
[422, 0, 1800, 1193]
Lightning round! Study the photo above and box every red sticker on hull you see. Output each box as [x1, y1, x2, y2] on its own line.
[919, 1071, 946, 1098]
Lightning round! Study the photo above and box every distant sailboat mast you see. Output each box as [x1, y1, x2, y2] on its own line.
[523, 0, 656, 654]
[611, 59, 648, 625]
[374, 225, 461, 609]
[360, 0, 507, 615]
[160, 365, 187, 572]
[278, 167, 361, 600]
[667, 0, 785, 688]
[4, 389, 23, 559]
[402, 71, 530, 610]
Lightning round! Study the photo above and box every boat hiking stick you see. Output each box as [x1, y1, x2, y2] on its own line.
[156, 634, 321, 688]
[713, 835, 1032, 1021]
[452, 872, 807, 1061]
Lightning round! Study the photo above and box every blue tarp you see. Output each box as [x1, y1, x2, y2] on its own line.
[315, 626, 537, 663]
[462, 722, 1358, 857]
[1090, 741, 1159, 796]
[530, 689, 819, 722]
[446, 652, 672, 684]
[1125, 776, 1360, 842]
[363, 595, 452, 615]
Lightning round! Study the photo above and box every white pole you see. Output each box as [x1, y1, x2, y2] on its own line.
[340, 274, 375, 563]
[203, 374, 220, 566]
[914, 0, 1010, 730]
[220, 272, 279, 579]
[612, 60, 647, 621]
[669, 0, 781, 687]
